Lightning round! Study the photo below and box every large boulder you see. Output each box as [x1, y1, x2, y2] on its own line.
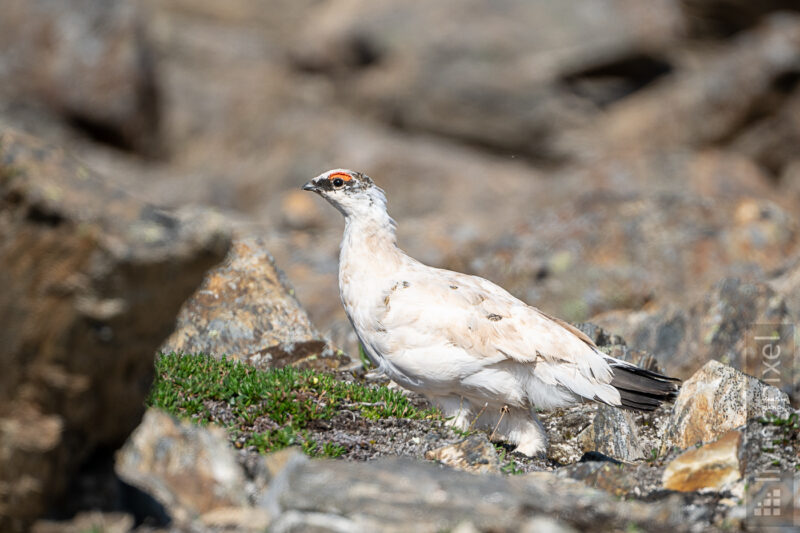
[0, 0, 160, 154]
[0, 129, 230, 530]
[160, 237, 348, 372]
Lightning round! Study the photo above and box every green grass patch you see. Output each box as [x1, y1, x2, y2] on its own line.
[494, 445, 524, 475]
[149, 352, 439, 458]
[758, 412, 799, 430]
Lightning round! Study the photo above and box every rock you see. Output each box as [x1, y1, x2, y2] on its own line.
[293, 0, 683, 161]
[571, 324, 671, 463]
[662, 430, 743, 492]
[31, 512, 133, 533]
[661, 360, 791, 453]
[679, 0, 800, 37]
[730, 90, 800, 178]
[539, 404, 597, 465]
[268, 511, 362, 533]
[116, 410, 250, 525]
[425, 434, 501, 474]
[200, 506, 273, 532]
[461, 184, 797, 324]
[557, 460, 653, 499]
[770, 252, 800, 322]
[264, 447, 308, 479]
[594, 279, 795, 384]
[161, 237, 348, 372]
[587, 14, 800, 157]
[576, 405, 648, 463]
[0, 0, 160, 154]
[738, 413, 800, 482]
[263, 456, 691, 532]
[0, 129, 230, 531]
[520, 517, 578, 533]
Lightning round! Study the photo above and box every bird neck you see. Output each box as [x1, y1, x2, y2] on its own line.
[340, 209, 404, 275]
[342, 209, 398, 251]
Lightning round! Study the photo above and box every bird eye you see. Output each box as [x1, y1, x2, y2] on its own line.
[332, 177, 345, 188]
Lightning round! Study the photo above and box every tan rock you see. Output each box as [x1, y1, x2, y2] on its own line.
[161, 237, 348, 371]
[661, 360, 790, 453]
[265, 447, 307, 479]
[201, 506, 273, 532]
[116, 409, 248, 522]
[662, 430, 742, 492]
[426, 435, 500, 474]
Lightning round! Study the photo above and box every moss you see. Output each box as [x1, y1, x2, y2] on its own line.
[149, 352, 439, 458]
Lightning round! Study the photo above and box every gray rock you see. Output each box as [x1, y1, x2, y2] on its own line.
[269, 511, 363, 533]
[0, 0, 160, 154]
[265, 456, 692, 532]
[577, 405, 648, 463]
[595, 279, 795, 386]
[770, 252, 800, 326]
[520, 516, 578, 533]
[556, 460, 663, 500]
[568, 324, 670, 463]
[0, 129, 230, 531]
[161, 237, 348, 371]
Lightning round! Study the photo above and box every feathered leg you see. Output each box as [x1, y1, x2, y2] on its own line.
[478, 406, 547, 456]
[432, 395, 472, 431]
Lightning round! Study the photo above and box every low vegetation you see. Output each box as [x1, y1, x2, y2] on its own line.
[149, 352, 439, 458]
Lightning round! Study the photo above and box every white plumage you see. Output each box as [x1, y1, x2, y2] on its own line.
[303, 169, 679, 456]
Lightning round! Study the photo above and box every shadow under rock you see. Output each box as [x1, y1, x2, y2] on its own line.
[44, 447, 171, 529]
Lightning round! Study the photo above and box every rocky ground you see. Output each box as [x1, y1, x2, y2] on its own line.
[2, 0, 800, 531]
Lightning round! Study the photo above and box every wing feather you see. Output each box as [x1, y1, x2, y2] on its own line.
[377, 267, 621, 406]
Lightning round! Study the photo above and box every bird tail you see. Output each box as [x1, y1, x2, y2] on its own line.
[608, 361, 681, 411]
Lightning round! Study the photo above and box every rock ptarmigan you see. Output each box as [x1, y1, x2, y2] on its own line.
[303, 169, 679, 456]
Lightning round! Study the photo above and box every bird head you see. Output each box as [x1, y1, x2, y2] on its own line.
[302, 169, 388, 219]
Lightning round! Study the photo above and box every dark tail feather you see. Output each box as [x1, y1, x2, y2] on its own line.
[608, 362, 681, 411]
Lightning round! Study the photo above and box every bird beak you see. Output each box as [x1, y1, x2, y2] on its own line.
[302, 181, 319, 193]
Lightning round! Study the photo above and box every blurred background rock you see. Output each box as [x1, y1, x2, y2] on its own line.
[3, 0, 799, 377]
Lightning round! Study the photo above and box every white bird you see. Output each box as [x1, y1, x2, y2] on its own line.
[303, 169, 679, 456]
